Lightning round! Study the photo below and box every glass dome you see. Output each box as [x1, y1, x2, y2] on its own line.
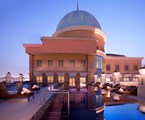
[56, 10, 101, 31]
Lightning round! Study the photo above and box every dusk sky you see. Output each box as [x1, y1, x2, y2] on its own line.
[0, 0, 145, 76]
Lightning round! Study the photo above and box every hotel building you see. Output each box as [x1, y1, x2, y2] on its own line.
[23, 9, 143, 92]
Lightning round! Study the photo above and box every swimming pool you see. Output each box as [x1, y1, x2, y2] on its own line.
[104, 103, 145, 120]
[6, 83, 29, 91]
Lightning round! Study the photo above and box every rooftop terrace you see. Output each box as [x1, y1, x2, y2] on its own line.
[0, 86, 145, 120]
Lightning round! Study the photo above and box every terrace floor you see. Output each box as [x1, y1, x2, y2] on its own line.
[0, 88, 145, 120]
[0, 87, 52, 120]
[105, 92, 145, 106]
[104, 93, 136, 105]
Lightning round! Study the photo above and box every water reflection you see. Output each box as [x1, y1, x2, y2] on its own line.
[96, 111, 105, 120]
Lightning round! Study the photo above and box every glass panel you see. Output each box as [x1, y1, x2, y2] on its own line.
[48, 60, 53, 67]
[47, 76, 54, 83]
[70, 60, 75, 67]
[69, 78, 75, 86]
[123, 77, 129, 81]
[106, 77, 111, 82]
[125, 65, 129, 70]
[37, 60, 42, 67]
[115, 65, 120, 71]
[58, 76, 64, 83]
[59, 60, 64, 67]
[81, 60, 86, 67]
[132, 77, 138, 82]
[96, 55, 103, 69]
[80, 77, 86, 87]
[134, 66, 138, 70]
[106, 65, 110, 70]
[36, 76, 43, 83]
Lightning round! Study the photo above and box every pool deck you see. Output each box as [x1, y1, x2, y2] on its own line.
[0, 87, 52, 120]
[104, 93, 136, 105]
[0, 90, 145, 120]
[104, 92, 145, 106]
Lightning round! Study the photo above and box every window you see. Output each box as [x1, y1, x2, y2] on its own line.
[134, 65, 138, 70]
[96, 55, 103, 69]
[106, 65, 110, 70]
[58, 76, 64, 83]
[59, 60, 64, 67]
[81, 60, 86, 67]
[36, 76, 43, 83]
[125, 65, 129, 71]
[123, 77, 129, 81]
[132, 77, 138, 82]
[70, 60, 75, 67]
[115, 65, 120, 71]
[140, 79, 144, 85]
[80, 77, 86, 87]
[106, 77, 111, 82]
[37, 60, 42, 67]
[47, 76, 54, 83]
[48, 60, 53, 67]
[69, 78, 75, 86]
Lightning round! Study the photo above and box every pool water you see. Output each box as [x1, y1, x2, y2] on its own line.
[104, 103, 145, 120]
[6, 83, 29, 91]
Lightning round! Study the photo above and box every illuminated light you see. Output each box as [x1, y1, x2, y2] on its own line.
[105, 91, 110, 98]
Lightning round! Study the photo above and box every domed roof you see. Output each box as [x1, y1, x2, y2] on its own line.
[56, 10, 101, 31]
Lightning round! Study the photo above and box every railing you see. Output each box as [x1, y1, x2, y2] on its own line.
[0, 77, 30, 83]
[119, 77, 139, 82]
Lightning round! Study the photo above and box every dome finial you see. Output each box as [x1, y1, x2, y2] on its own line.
[77, 0, 79, 11]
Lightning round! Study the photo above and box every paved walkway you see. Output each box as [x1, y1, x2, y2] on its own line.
[0, 87, 52, 120]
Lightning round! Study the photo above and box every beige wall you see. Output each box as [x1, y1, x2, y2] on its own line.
[54, 28, 105, 53]
[105, 56, 142, 74]
[29, 53, 97, 85]
[138, 75, 145, 98]
[56, 30, 94, 38]
[32, 54, 88, 72]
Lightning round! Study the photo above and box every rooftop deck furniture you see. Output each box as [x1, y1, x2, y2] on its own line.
[28, 82, 40, 93]
[0, 82, 34, 102]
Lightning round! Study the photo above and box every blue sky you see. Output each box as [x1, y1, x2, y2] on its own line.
[0, 0, 145, 76]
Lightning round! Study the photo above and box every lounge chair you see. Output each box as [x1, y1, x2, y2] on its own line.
[0, 82, 34, 102]
[27, 82, 40, 93]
